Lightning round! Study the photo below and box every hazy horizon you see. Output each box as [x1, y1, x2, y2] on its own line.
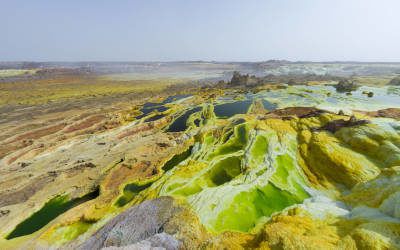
[3, 60, 400, 63]
[2, 0, 400, 62]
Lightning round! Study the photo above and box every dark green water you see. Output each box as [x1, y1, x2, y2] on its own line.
[162, 94, 191, 104]
[262, 99, 278, 110]
[214, 100, 252, 118]
[144, 114, 165, 122]
[6, 188, 99, 239]
[135, 94, 191, 120]
[115, 145, 194, 207]
[135, 104, 168, 119]
[115, 182, 153, 207]
[167, 107, 202, 132]
[162, 146, 193, 172]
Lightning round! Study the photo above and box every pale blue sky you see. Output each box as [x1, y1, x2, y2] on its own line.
[1, 0, 400, 61]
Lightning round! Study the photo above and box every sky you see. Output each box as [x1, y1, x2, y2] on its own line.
[1, 0, 400, 62]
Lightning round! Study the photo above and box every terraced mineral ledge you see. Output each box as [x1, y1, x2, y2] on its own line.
[1, 80, 400, 249]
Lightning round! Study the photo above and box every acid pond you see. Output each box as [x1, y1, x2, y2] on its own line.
[136, 94, 192, 120]
[167, 107, 202, 132]
[214, 100, 252, 118]
[6, 189, 99, 239]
